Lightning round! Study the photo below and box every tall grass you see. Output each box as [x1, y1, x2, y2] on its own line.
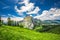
[0, 26, 60, 40]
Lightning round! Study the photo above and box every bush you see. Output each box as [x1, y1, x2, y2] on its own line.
[0, 22, 2, 26]
[34, 25, 43, 32]
[34, 25, 53, 32]
[19, 24, 24, 28]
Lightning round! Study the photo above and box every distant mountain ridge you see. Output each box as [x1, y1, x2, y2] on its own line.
[33, 18, 60, 25]
[42, 20, 60, 25]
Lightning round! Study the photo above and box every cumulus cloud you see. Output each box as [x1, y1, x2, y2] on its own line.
[8, 14, 17, 17]
[27, 7, 40, 14]
[15, 0, 40, 15]
[15, 3, 34, 13]
[11, 17, 23, 21]
[19, 0, 29, 5]
[1, 17, 8, 23]
[34, 8, 60, 20]
[8, 14, 23, 21]
[1, 17, 23, 22]
[1, 14, 23, 22]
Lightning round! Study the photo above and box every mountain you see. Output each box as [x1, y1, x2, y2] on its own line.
[33, 18, 60, 25]
[42, 20, 60, 25]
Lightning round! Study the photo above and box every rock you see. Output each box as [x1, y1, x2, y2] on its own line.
[23, 16, 34, 29]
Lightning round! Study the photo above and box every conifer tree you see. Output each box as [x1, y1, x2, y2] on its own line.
[0, 16, 2, 26]
[7, 17, 11, 26]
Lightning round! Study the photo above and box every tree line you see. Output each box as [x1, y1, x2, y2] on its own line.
[0, 16, 23, 27]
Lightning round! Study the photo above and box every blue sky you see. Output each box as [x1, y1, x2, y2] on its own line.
[0, 0, 60, 21]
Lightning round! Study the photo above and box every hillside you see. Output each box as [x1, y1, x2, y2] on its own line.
[48, 26, 60, 34]
[0, 26, 60, 40]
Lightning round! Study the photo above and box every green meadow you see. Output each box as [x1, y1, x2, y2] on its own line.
[0, 25, 60, 40]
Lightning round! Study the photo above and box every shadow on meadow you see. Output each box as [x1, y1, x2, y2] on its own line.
[34, 25, 60, 34]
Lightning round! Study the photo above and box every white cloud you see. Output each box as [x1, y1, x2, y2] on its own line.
[19, 0, 29, 6]
[27, 7, 40, 14]
[30, 15, 33, 17]
[11, 17, 23, 21]
[15, 0, 40, 15]
[1, 14, 23, 22]
[15, 3, 34, 13]
[1, 17, 23, 22]
[1, 17, 8, 23]
[7, 0, 18, 4]
[1, 15, 6, 17]
[8, 14, 17, 17]
[34, 8, 60, 20]
[2, 6, 10, 9]
[8, 14, 11, 16]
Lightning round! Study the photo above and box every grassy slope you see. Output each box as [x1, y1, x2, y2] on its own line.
[48, 26, 60, 34]
[0, 26, 60, 40]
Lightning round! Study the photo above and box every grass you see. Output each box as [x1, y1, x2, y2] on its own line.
[0, 25, 60, 40]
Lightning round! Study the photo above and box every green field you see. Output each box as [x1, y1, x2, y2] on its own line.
[0, 26, 60, 40]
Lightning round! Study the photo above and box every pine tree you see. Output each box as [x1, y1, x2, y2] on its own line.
[0, 16, 2, 26]
[7, 17, 11, 26]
